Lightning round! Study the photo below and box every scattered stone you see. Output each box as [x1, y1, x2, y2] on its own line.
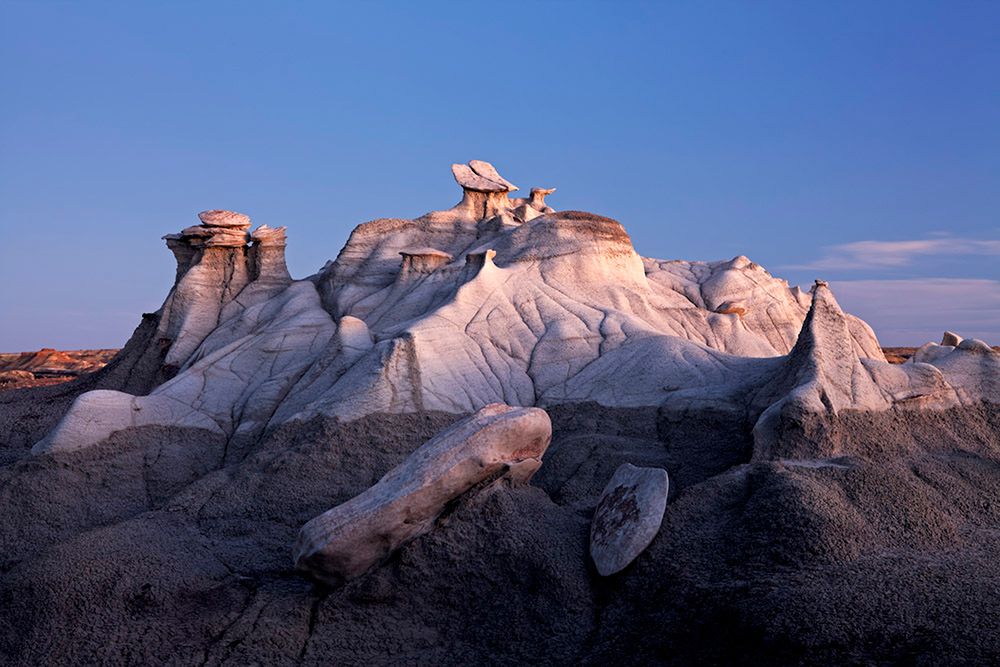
[294, 404, 552, 585]
[590, 463, 669, 576]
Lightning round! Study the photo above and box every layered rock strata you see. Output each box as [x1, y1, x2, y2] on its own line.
[158, 210, 291, 368]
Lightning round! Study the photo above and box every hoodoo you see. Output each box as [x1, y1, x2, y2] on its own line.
[450, 159, 520, 220]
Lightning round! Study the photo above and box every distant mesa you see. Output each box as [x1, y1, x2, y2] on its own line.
[0, 348, 117, 389]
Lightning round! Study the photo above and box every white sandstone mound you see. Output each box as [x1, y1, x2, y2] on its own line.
[293, 404, 552, 584]
[31, 389, 223, 454]
[34, 159, 996, 458]
[751, 281, 957, 458]
[590, 463, 669, 576]
[30, 209, 331, 456]
[910, 337, 1000, 404]
[652, 279, 999, 461]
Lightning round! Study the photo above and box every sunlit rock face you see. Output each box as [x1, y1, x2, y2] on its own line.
[35, 159, 999, 456]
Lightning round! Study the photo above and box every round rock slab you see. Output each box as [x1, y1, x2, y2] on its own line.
[197, 209, 251, 228]
[451, 160, 517, 192]
[590, 463, 669, 576]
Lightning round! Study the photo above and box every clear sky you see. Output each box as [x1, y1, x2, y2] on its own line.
[1, 1, 997, 349]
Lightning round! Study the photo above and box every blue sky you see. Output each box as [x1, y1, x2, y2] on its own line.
[1, 1, 997, 349]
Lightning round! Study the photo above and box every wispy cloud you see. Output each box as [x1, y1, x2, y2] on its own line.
[832, 278, 1000, 346]
[785, 237, 1000, 271]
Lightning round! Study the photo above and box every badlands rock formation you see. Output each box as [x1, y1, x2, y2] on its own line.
[31, 161, 890, 457]
[2, 160, 1000, 665]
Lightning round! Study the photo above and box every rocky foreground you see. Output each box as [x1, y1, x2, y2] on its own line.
[1, 161, 999, 665]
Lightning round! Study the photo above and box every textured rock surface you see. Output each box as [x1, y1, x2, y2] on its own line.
[750, 282, 958, 459]
[3, 160, 1000, 665]
[590, 463, 669, 576]
[38, 163, 893, 457]
[4, 403, 1000, 665]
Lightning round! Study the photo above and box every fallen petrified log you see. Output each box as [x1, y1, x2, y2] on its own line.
[294, 403, 552, 585]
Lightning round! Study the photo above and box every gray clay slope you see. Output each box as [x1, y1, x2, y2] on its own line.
[2, 161, 999, 665]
